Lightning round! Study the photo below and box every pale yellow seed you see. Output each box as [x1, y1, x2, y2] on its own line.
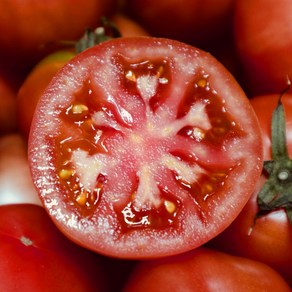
[156, 66, 164, 77]
[196, 78, 207, 88]
[72, 104, 88, 114]
[164, 200, 176, 214]
[76, 190, 87, 206]
[125, 70, 136, 82]
[202, 184, 213, 194]
[59, 169, 74, 180]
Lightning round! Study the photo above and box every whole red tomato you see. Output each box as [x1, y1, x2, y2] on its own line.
[208, 92, 292, 286]
[28, 36, 263, 259]
[124, 0, 235, 47]
[234, 0, 292, 95]
[17, 15, 150, 139]
[123, 247, 291, 291]
[0, 204, 107, 291]
[0, 0, 117, 71]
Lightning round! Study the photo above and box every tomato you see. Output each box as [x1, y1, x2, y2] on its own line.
[28, 37, 263, 259]
[123, 0, 235, 47]
[17, 16, 150, 139]
[0, 72, 17, 134]
[207, 93, 292, 286]
[234, 0, 292, 95]
[0, 0, 117, 71]
[123, 247, 291, 291]
[0, 134, 41, 206]
[0, 204, 107, 291]
[110, 13, 150, 37]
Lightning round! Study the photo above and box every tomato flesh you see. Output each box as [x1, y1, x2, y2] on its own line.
[29, 37, 263, 258]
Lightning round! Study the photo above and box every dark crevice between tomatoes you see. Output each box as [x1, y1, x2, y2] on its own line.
[255, 81, 292, 225]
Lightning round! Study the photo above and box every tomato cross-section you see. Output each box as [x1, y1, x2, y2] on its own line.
[28, 37, 263, 259]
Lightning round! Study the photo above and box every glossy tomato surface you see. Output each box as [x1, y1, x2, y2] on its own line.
[123, 247, 291, 291]
[208, 93, 292, 286]
[234, 0, 292, 95]
[0, 72, 17, 134]
[124, 0, 235, 47]
[28, 37, 263, 259]
[0, 134, 41, 206]
[0, 204, 107, 291]
[0, 0, 117, 71]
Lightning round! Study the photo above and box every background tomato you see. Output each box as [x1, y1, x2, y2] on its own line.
[0, 134, 41, 205]
[0, 72, 18, 134]
[0, 204, 107, 291]
[0, 0, 118, 73]
[123, 0, 235, 47]
[234, 0, 292, 95]
[207, 93, 292, 286]
[123, 247, 291, 291]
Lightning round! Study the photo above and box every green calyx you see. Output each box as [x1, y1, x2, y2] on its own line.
[75, 17, 121, 54]
[256, 82, 292, 223]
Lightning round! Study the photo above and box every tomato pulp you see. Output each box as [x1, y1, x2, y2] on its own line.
[28, 37, 263, 259]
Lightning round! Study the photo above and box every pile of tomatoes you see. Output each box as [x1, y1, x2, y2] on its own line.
[0, 0, 291, 291]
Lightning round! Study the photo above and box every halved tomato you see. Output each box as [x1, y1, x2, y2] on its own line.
[28, 37, 263, 259]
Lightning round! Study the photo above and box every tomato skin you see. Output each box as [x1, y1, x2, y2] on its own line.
[0, 73, 17, 134]
[123, 247, 291, 291]
[0, 0, 117, 71]
[0, 134, 42, 206]
[124, 0, 235, 46]
[207, 94, 292, 286]
[234, 0, 292, 95]
[28, 36, 263, 259]
[0, 204, 107, 291]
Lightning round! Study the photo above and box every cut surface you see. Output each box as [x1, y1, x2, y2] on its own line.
[29, 37, 263, 258]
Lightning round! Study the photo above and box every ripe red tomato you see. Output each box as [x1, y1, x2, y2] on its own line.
[124, 0, 235, 47]
[0, 0, 117, 71]
[207, 93, 292, 286]
[28, 37, 263, 259]
[0, 204, 107, 291]
[0, 72, 17, 134]
[0, 134, 42, 206]
[234, 0, 292, 95]
[17, 16, 150, 139]
[123, 247, 291, 291]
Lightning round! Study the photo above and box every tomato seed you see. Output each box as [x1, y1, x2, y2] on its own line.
[164, 200, 176, 214]
[59, 169, 74, 180]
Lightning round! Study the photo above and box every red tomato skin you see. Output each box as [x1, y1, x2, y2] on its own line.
[28, 36, 263, 259]
[234, 0, 292, 95]
[0, 0, 117, 71]
[124, 0, 235, 46]
[0, 134, 42, 206]
[123, 248, 291, 292]
[207, 94, 292, 286]
[0, 204, 107, 292]
[0, 73, 17, 134]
